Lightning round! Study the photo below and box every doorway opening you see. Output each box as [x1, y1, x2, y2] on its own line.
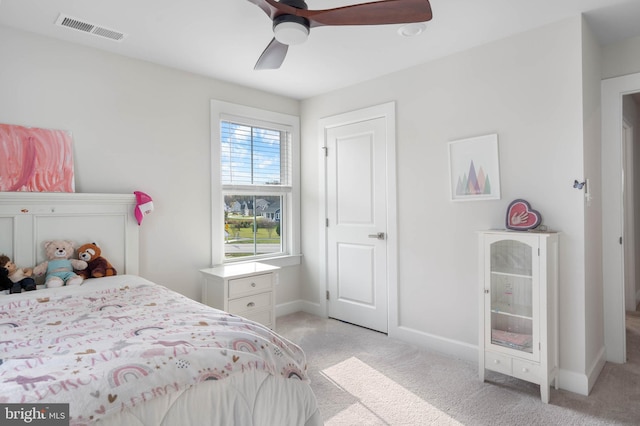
[602, 74, 640, 364]
[622, 93, 640, 361]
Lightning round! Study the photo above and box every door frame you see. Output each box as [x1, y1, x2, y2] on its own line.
[317, 101, 398, 331]
[602, 72, 640, 363]
[623, 118, 636, 313]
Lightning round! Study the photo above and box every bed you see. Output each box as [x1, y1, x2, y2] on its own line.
[0, 192, 321, 425]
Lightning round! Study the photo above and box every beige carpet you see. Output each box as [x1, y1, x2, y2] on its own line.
[276, 312, 640, 425]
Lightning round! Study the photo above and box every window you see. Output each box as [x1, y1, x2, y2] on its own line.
[211, 100, 300, 266]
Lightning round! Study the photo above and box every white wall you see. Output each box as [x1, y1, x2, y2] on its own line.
[581, 17, 605, 393]
[0, 25, 302, 305]
[602, 34, 640, 80]
[301, 17, 590, 390]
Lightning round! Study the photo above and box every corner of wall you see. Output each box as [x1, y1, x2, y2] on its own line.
[587, 345, 607, 393]
[276, 300, 323, 318]
[558, 343, 604, 396]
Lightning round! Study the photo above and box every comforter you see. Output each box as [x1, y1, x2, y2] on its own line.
[0, 275, 320, 425]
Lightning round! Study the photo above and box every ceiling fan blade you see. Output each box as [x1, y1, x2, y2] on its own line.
[254, 38, 289, 70]
[304, 0, 433, 27]
[246, 0, 432, 27]
[246, 0, 299, 21]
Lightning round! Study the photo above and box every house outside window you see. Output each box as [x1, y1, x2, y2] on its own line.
[211, 100, 300, 267]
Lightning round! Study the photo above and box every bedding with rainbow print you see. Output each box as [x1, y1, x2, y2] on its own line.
[0, 275, 309, 425]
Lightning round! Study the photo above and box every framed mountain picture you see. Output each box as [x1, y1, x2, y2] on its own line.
[448, 133, 500, 201]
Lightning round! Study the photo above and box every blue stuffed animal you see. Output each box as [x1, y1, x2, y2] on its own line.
[33, 240, 88, 288]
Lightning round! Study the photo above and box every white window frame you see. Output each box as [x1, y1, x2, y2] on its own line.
[210, 100, 301, 267]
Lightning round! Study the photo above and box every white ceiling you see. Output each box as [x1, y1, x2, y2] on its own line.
[1, 0, 640, 100]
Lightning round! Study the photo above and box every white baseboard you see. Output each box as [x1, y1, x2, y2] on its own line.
[556, 345, 604, 396]
[390, 324, 478, 364]
[586, 346, 607, 393]
[557, 368, 589, 396]
[276, 300, 323, 318]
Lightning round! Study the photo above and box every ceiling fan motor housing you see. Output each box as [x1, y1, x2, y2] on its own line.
[273, 14, 310, 45]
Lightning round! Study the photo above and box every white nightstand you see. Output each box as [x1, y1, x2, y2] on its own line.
[200, 262, 280, 329]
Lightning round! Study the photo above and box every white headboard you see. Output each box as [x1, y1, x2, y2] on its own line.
[0, 192, 139, 277]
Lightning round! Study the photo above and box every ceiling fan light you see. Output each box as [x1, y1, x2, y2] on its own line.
[398, 23, 427, 37]
[274, 21, 309, 45]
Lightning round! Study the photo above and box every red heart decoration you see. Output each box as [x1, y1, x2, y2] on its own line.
[506, 199, 541, 230]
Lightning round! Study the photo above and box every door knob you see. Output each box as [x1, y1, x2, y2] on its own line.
[368, 232, 385, 240]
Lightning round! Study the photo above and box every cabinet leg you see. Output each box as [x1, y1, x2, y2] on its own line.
[540, 385, 549, 403]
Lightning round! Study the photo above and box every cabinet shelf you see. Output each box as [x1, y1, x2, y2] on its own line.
[491, 271, 532, 280]
[491, 302, 532, 319]
[491, 329, 533, 351]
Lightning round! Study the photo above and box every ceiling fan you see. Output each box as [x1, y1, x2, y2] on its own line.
[247, 0, 433, 70]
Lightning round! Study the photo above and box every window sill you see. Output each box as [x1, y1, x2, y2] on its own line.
[223, 254, 302, 269]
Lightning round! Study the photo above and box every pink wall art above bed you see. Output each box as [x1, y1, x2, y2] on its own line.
[0, 123, 75, 192]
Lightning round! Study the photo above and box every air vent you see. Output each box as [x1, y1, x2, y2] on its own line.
[55, 14, 126, 42]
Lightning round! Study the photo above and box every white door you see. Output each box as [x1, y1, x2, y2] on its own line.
[324, 111, 390, 333]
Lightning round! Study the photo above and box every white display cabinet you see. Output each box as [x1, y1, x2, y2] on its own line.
[478, 230, 559, 403]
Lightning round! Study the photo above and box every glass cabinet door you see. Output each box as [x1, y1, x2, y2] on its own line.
[486, 237, 536, 355]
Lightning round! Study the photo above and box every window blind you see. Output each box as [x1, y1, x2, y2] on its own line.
[220, 121, 291, 188]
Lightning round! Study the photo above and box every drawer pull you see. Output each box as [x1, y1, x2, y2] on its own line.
[494, 360, 500, 364]
[247, 302, 256, 308]
[522, 367, 529, 373]
[251, 282, 256, 287]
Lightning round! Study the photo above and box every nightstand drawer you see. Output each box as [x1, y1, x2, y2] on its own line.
[228, 273, 272, 298]
[243, 309, 273, 328]
[228, 291, 272, 314]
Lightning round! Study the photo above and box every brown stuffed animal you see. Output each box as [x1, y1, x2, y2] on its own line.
[76, 243, 117, 279]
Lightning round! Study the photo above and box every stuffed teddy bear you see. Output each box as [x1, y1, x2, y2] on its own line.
[33, 240, 88, 288]
[76, 242, 117, 279]
[0, 254, 37, 294]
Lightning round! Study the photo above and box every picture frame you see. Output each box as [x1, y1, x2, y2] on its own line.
[0, 123, 75, 192]
[448, 133, 500, 201]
